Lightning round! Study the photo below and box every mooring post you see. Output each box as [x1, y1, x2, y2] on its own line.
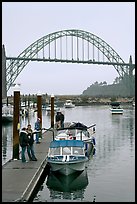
[28, 94, 30, 125]
[51, 94, 54, 128]
[13, 84, 20, 160]
[37, 91, 42, 138]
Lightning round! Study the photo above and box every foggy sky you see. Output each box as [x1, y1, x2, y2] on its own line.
[2, 2, 135, 95]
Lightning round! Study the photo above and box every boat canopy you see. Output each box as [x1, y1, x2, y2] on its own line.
[69, 122, 88, 130]
[57, 122, 96, 131]
[49, 140, 84, 148]
[110, 102, 120, 106]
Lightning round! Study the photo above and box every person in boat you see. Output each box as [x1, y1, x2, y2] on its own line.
[26, 124, 37, 161]
[19, 127, 29, 163]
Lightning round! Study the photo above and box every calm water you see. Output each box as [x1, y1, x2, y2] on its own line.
[2, 105, 135, 202]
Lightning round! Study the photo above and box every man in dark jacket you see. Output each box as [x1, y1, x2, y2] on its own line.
[19, 127, 29, 162]
[26, 124, 37, 161]
[60, 112, 65, 128]
[55, 112, 61, 128]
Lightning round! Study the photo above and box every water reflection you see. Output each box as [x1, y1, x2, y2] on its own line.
[2, 123, 13, 164]
[96, 108, 135, 164]
[46, 169, 88, 201]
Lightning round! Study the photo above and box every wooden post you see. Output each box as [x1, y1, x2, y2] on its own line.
[25, 95, 27, 108]
[51, 94, 54, 128]
[6, 96, 8, 106]
[13, 86, 20, 160]
[28, 94, 30, 125]
[37, 92, 42, 138]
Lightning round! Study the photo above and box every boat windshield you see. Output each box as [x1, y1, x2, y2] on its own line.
[62, 147, 71, 155]
[49, 147, 60, 156]
[49, 146, 84, 156]
[73, 147, 84, 155]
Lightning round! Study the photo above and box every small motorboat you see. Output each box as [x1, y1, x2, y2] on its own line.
[64, 100, 75, 108]
[109, 102, 123, 114]
[47, 140, 88, 176]
[2, 104, 13, 123]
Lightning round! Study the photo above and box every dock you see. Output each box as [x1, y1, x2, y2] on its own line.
[2, 129, 54, 202]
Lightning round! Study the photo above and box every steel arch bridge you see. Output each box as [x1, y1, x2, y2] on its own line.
[4, 29, 135, 92]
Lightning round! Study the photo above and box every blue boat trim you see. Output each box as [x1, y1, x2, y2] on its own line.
[49, 140, 84, 148]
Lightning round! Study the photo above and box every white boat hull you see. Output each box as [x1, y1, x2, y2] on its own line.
[110, 108, 123, 114]
[64, 100, 75, 108]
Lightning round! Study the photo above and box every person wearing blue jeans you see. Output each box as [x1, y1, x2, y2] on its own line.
[34, 118, 41, 144]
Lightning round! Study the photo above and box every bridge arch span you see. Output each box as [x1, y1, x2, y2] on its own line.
[6, 29, 127, 91]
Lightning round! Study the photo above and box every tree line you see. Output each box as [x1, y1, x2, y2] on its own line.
[82, 75, 135, 97]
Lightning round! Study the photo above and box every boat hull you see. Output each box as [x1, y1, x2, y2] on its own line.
[110, 108, 123, 114]
[46, 169, 88, 192]
[2, 115, 13, 123]
[48, 157, 88, 176]
[64, 104, 75, 108]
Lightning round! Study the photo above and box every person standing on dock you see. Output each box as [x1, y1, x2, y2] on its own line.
[34, 118, 41, 144]
[26, 124, 37, 161]
[55, 111, 61, 129]
[60, 112, 65, 128]
[19, 127, 29, 163]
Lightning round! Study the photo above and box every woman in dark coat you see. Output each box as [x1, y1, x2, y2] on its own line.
[26, 124, 37, 161]
[19, 127, 29, 162]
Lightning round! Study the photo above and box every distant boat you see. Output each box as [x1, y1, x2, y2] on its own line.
[109, 102, 123, 114]
[64, 100, 75, 108]
[2, 104, 13, 123]
[132, 101, 135, 107]
[20, 107, 29, 117]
